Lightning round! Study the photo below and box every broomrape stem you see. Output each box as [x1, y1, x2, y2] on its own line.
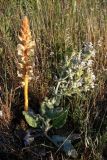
[24, 74, 29, 112]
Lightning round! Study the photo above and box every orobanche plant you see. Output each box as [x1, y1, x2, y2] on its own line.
[17, 16, 35, 112]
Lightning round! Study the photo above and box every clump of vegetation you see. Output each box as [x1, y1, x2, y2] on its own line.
[22, 37, 97, 158]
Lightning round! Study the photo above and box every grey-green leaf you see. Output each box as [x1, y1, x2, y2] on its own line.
[45, 107, 63, 119]
[52, 109, 68, 129]
[23, 111, 40, 128]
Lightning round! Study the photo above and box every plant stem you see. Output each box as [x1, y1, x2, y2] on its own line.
[24, 74, 29, 111]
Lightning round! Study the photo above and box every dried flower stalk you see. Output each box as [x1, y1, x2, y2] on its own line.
[17, 16, 35, 111]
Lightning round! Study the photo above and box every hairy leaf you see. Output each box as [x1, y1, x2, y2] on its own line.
[23, 111, 41, 128]
[45, 107, 62, 119]
[52, 109, 68, 129]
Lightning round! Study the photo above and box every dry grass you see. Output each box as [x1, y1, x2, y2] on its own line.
[0, 104, 11, 130]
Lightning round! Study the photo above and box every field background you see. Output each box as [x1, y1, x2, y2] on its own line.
[0, 0, 107, 160]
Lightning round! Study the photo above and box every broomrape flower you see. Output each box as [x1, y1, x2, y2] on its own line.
[17, 70, 23, 78]
[17, 49, 23, 56]
[19, 63, 23, 68]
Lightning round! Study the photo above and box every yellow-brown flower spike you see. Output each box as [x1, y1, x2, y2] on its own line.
[17, 16, 35, 112]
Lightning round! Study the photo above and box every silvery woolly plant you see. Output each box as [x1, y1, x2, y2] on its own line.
[39, 42, 96, 131]
[52, 42, 96, 97]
